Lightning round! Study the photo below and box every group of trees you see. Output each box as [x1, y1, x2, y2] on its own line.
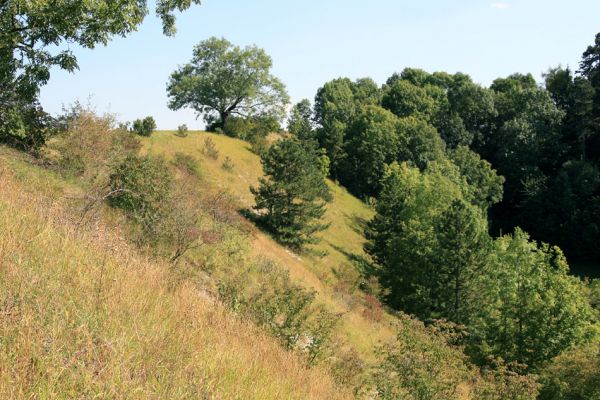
[257, 33, 600, 381]
[282, 38, 600, 271]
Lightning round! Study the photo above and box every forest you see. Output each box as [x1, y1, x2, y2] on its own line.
[1, 1, 599, 399]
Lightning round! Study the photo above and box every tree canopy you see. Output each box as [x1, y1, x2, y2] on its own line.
[167, 37, 289, 129]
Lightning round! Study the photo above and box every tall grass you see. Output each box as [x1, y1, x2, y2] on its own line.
[0, 159, 350, 399]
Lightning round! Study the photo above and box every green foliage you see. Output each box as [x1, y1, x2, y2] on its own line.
[223, 115, 280, 141]
[449, 145, 504, 211]
[341, 105, 401, 197]
[202, 136, 219, 159]
[131, 116, 156, 137]
[373, 319, 473, 400]
[468, 229, 597, 370]
[0, 0, 199, 150]
[366, 162, 489, 320]
[314, 77, 382, 178]
[172, 152, 201, 177]
[108, 154, 174, 237]
[382, 78, 439, 122]
[396, 116, 446, 170]
[167, 37, 289, 128]
[217, 259, 339, 365]
[176, 124, 189, 137]
[538, 342, 600, 400]
[288, 99, 315, 141]
[251, 139, 331, 250]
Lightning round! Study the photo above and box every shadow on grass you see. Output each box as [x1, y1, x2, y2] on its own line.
[239, 208, 328, 258]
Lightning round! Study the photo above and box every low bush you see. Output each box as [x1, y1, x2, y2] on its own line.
[221, 156, 234, 172]
[131, 116, 156, 137]
[108, 154, 173, 237]
[202, 136, 219, 159]
[176, 124, 189, 137]
[172, 152, 201, 177]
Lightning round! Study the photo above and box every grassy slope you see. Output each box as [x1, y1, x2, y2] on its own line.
[0, 147, 349, 399]
[143, 131, 395, 359]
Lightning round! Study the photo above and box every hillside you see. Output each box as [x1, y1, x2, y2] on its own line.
[0, 126, 542, 399]
[143, 131, 397, 358]
[0, 147, 350, 399]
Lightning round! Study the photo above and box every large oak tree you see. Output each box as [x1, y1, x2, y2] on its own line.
[167, 37, 289, 129]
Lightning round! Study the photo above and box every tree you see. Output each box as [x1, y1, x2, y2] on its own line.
[341, 105, 400, 198]
[313, 77, 381, 179]
[449, 145, 505, 211]
[287, 99, 314, 141]
[365, 161, 481, 318]
[251, 139, 331, 250]
[131, 116, 157, 137]
[167, 37, 289, 129]
[469, 229, 596, 370]
[0, 0, 200, 148]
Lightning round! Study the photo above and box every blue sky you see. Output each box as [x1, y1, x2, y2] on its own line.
[39, 0, 600, 130]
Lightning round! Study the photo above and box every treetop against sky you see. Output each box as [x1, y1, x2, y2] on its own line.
[39, 0, 600, 129]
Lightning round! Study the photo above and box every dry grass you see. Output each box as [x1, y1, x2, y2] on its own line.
[0, 153, 351, 399]
[143, 131, 396, 359]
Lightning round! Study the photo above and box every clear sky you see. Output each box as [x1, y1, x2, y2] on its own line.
[39, 0, 600, 130]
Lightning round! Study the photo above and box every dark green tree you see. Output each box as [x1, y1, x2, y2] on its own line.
[341, 105, 400, 198]
[131, 116, 157, 137]
[251, 139, 331, 250]
[313, 77, 381, 179]
[167, 37, 289, 129]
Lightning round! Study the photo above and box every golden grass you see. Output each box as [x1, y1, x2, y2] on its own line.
[143, 131, 395, 360]
[0, 153, 351, 399]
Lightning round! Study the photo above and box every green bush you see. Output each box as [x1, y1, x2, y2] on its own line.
[176, 124, 188, 137]
[131, 116, 156, 137]
[202, 136, 219, 159]
[108, 154, 173, 236]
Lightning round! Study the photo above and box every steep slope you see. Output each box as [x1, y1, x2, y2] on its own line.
[143, 131, 396, 358]
[0, 148, 350, 399]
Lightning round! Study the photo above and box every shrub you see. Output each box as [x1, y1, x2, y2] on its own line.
[202, 136, 219, 159]
[131, 116, 156, 136]
[221, 156, 234, 172]
[108, 154, 173, 237]
[172, 152, 201, 177]
[176, 124, 189, 137]
[47, 109, 140, 182]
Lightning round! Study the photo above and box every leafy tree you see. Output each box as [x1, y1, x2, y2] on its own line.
[0, 0, 200, 148]
[313, 77, 381, 179]
[341, 105, 400, 198]
[539, 342, 600, 400]
[251, 139, 331, 250]
[449, 145, 505, 211]
[469, 229, 596, 370]
[287, 99, 314, 141]
[131, 116, 157, 137]
[365, 161, 483, 319]
[396, 116, 446, 170]
[167, 37, 289, 129]
[382, 79, 438, 122]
